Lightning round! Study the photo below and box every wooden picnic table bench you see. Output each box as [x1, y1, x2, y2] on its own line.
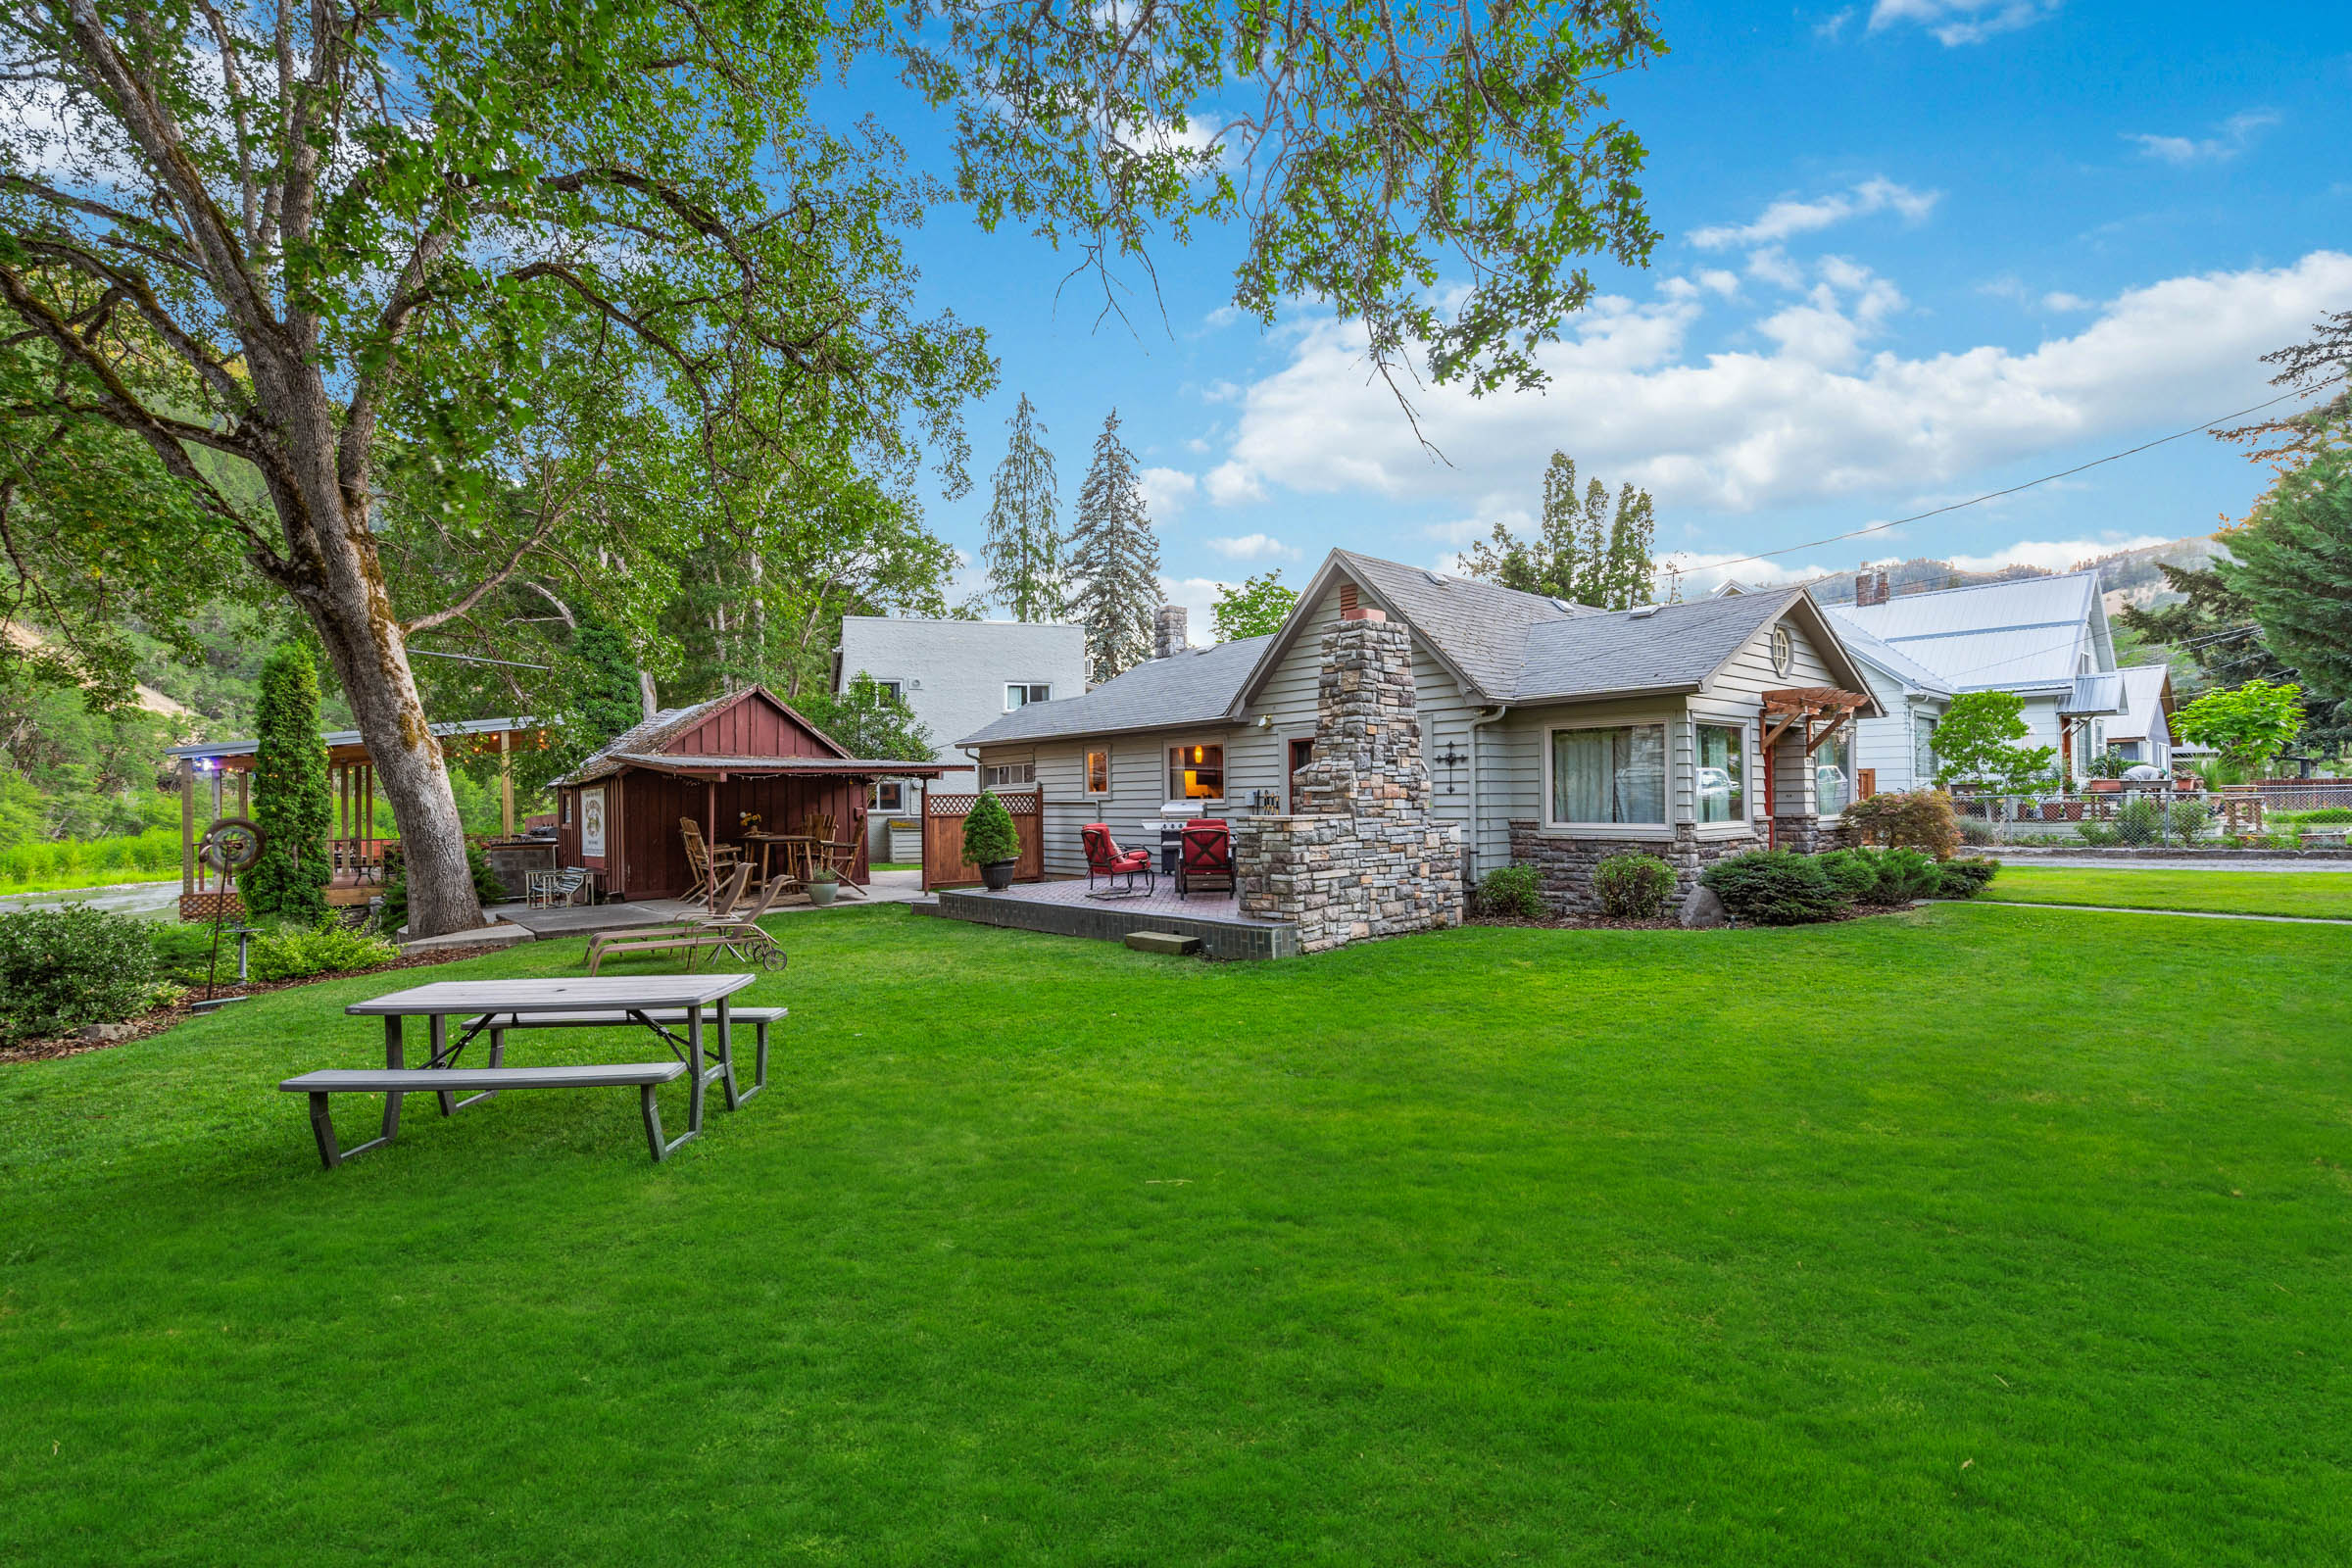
[280, 1062, 690, 1166]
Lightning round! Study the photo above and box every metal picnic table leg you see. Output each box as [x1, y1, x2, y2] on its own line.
[687, 1004, 705, 1133]
[715, 994, 742, 1111]
[430, 1012, 457, 1117]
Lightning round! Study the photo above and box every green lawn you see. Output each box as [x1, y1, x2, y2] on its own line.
[5, 904, 2351, 1564]
[1983, 865, 2352, 920]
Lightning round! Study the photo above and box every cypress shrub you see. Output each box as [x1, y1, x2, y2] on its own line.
[961, 791, 1019, 866]
[1699, 851, 1849, 926]
[242, 644, 333, 925]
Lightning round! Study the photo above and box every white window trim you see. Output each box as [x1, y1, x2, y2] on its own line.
[1691, 718, 1753, 838]
[1004, 681, 1054, 711]
[1166, 738, 1227, 806]
[1083, 745, 1111, 797]
[981, 758, 1036, 790]
[1540, 717, 1674, 837]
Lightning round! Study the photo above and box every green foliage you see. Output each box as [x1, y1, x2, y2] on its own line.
[245, 922, 400, 983]
[797, 674, 936, 761]
[0, 904, 159, 1042]
[240, 645, 332, 926]
[2173, 679, 2305, 776]
[1817, 846, 1942, 906]
[1838, 790, 1961, 858]
[1463, 451, 1658, 609]
[2283, 807, 2352, 826]
[380, 844, 507, 933]
[1699, 851, 1849, 926]
[1932, 857, 2000, 899]
[1592, 852, 1677, 919]
[1067, 410, 1163, 682]
[1475, 862, 1546, 919]
[1211, 571, 1300, 643]
[1931, 692, 2058, 791]
[2218, 441, 2352, 703]
[2169, 796, 2216, 841]
[961, 791, 1020, 866]
[983, 395, 1065, 621]
[0, 666, 178, 843]
[0, 829, 181, 890]
[2085, 749, 2132, 780]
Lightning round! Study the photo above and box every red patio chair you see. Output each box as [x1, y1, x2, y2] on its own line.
[1082, 822, 1153, 894]
[1176, 818, 1234, 899]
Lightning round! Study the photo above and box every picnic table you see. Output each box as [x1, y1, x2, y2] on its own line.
[313, 974, 759, 1163]
[739, 829, 814, 883]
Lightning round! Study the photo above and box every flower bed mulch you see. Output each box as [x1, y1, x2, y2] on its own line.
[1469, 912, 1692, 931]
[0, 943, 512, 1066]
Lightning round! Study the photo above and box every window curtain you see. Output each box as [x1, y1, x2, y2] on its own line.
[1552, 726, 1666, 824]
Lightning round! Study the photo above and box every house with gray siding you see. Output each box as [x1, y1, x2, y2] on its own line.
[836, 615, 1086, 856]
[958, 550, 1884, 907]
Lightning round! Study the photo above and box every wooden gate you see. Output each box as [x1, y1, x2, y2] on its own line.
[922, 790, 1045, 890]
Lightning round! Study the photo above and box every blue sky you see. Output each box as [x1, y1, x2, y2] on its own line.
[869, 2, 2352, 625]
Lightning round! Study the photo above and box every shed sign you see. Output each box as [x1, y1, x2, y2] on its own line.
[580, 786, 607, 858]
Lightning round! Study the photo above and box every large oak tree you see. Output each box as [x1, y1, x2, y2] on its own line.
[1, 0, 1664, 933]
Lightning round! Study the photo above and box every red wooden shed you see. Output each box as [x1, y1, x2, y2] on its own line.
[551, 686, 946, 901]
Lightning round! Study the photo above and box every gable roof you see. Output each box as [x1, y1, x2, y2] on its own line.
[1510, 587, 1880, 707]
[2107, 663, 2175, 744]
[1830, 571, 2114, 693]
[956, 635, 1273, 748]
[1825, 613, 1957, 699]
[552, 686, 851, 786]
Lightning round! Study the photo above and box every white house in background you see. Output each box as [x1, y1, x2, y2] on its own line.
[1825, 615, 1955, 795]
[835, 615, 1087, 857]
[2105, 662, 2178, 770]
[1825, 570, 2126, 786]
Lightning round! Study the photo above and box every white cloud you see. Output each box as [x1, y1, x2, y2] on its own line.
[1205, 532, 1298, 563]
[2041, 290, 2094, 312]
[1690, 177, 1939, 250]
[1138, 466, 1197, 519]
[1944, 534, 2171, 573]
[1194, 249, 2352, 519]
[1815, 8, 1856, 40]
[2130, 110, 2279, 167]
[1202, 460, 1267, 507]
[1868, 0, 2060, 46]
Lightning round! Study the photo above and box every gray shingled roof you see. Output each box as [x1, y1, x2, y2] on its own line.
[1334, 551, 1591, 698]
[1510, 590, 1803, 702]
[956, 635, 1274, 748]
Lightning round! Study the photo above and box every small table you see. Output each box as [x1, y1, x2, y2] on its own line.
[346, 974, 756, 1143]
[739, 831, 813, 883]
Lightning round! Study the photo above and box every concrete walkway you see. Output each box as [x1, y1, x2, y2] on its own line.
[1983, 900, 2352, 926]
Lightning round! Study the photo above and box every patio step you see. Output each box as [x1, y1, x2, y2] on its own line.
[1124, 930, 1201, 956]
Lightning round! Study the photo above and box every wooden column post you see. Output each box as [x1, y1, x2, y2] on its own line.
[179, 758, 196, 898]
[236, 766, 250, 816]
[499, 728, 514, 837]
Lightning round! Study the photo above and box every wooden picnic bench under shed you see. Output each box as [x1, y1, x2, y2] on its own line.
[549, 686, 948, 903]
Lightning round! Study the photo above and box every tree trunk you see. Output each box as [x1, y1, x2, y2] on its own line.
[292, 519, 486, 939]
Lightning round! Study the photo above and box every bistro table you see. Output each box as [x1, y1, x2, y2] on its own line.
[345, 974, 756, 1141]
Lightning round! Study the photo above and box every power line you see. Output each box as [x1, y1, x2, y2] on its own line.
[409, 647, 553, 671]
[1687, 376, 2345, 577]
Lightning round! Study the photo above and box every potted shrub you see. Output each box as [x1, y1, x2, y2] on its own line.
[808, 865, 840, 906]
[962, 790, 1021, 890]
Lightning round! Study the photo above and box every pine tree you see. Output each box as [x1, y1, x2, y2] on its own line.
[1066, 410, 1163, 681]
[982, 393, 1066, 621]
[241, 643, 333, 925]
[1463, 450, 1656, 609]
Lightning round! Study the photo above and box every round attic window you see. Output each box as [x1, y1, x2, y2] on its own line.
[1771, 625, 1793, 678]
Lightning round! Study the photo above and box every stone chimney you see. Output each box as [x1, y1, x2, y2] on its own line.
[1854, 569, 1890, 608]
[1152, 604, 1189, 660]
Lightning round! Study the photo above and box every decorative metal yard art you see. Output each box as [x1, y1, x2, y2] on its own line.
[198, 817, 266, 1004]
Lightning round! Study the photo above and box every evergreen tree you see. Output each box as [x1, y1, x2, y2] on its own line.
[1463, 451, 1657, 609]
[241, 644, 332, 925]
[1066, 410, 1163, 681]
[983, 394, 1066, 621]
[2221, 442, 2352, 704]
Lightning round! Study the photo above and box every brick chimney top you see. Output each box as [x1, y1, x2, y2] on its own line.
[1152, 604, 1189, 659]
[1854, 569, 1890, 608]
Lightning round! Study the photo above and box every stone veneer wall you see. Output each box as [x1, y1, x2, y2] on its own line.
[1234, 612, 1464, 954]
[1505, 822, 1760, 916]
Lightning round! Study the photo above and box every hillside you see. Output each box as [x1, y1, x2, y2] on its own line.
[1801, 535, 2220, 607]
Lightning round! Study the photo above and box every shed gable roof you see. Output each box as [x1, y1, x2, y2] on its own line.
[552, 686, 851, 786]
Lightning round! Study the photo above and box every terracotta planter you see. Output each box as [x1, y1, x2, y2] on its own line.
[2086, 780, 2124, 794]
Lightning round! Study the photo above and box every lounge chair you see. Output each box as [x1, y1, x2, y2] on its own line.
[1083, 822, 1153, 894]
[586, 872, 793, 974]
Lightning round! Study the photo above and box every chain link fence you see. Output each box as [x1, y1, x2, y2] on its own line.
[1950, 788, 2231, 849]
